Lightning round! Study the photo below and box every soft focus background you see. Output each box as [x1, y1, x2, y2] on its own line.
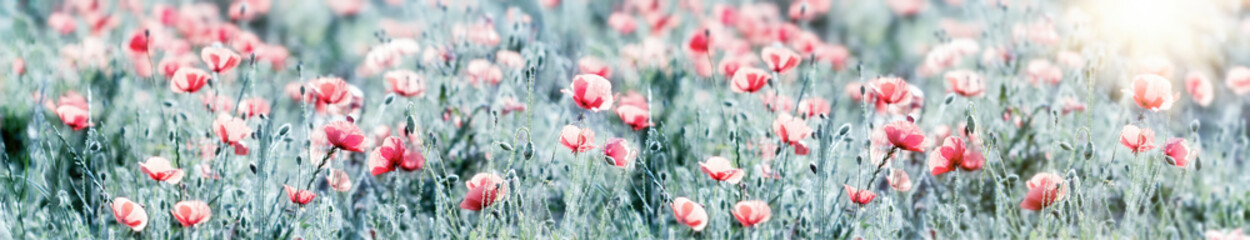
[1, 0, 1249, 239]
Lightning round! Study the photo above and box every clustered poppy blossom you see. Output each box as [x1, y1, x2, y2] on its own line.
[460, 173, 507, 211]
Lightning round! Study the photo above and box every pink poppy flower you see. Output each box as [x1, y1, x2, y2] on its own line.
[773, 114, 813, 155]
[499, 97, 528, 115]
[170, 67, 211, 93]
[928, 137, 985, 175]
[495, 50, 525, 69]
[385, 70, 426, 97]
[814, 44, 850, 71]
[844, 184, 876, 205]
[608, 12, 637, 35]
[310, 77, 352, 105]
[883, 120, 926, 152]
[603, 138, 637, 168]
[846, 82, 870, 102]
[1019, 172, 1068, 211]
[798, 97, 831, 118]
[111, 197, 148, 232]
[139, 156, 185, 185]
[731, 67, 771, 93]
[1128, 74, 1176, 111]
[870, 77, 911, 104]
[699, 156, 745, 184]
[127, 30, 151, 53]
[687, 29, 712, 54]
[327, 0, 365, 16]
[564, 74, 615, 112]
[57, 106, 92, 131]
[578, 57, 613, 79]
[200, 46, 241, 73]
[559, 125, 596, 153]
[327, 169, 353, 192]
[1226, 66, 1250, 95]
[945, 70, 985, 97]
[284, 185, 316, 205]
[460, 173, 507, 211]
[761, 46, 800, 74]
[887, 0, 927, 16]
[718, 56, 751, 78]
[1205, 228, 1247, 240]
[889, 169, 913, 192]
[671, 197, 708, 231]
[731, 200, 772, 228]
[368, 149, 396, 176]
[1119, 125, 1156, 153]
[213, 114, 251, 145]
[1185, 72, 1214, 107]
[1164, 138, 1190, 167]
[760, 92, 795, 113]
[48, 12, 76, 35]
[159, 54, 198, 78]
[324, 120, 366, 152]
[12, 58, 24, 76]
[1060, 97, 1086, 114]
[1026, 59, 1063, 86]
[616, 105, 651, 131]
[466, 59, 503, 85]
[237, 98, 270, 118]
[171, 200, 212, 227]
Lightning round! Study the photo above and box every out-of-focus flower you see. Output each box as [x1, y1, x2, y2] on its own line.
[324, 120, 366, 152]
[1057, 51, 1085, 69]
[1226, 66, 1250, 95]
[1026, 59, 1063, 86]
[814, 44, 850, 71]
[887, 0, 927, 16]
[578, 57, 613, 79]
[385, 70, 426, 97]
[844, 185, 876, 205]
[48, 12, 76, 35]
[564, 74, 615, 112]
[760, 92, 794, 113]
[57, 106, 92, 131]
[1164, 138, 1190, 167]
[229, 0, 273, 21]
[327, 169, 352, 192]
[798, 97, 830, 118]
[1185, 72, 1214, 107]
[1119, 125, 1156, 153]
[1019, 172, 1067, 211]
[111, 197, 148, 232]
[1012, 20, 1059, 46]
[171, 67, 211, 93]
[945, 70, 985, 97]
[616, 105, 651, 130]
[159, 54, 199, 78]
[603, 138, 636, 168]
[499, 97, 528, 115]
[928, 137, 985, 175]
[496, 50, 525, 69]
[200, 46, 241, 73]
[213, 114, 252, 145]
[559, 125, 596, 153]
[139, 157, 185, 185]
[237, 98, 271, 118]
[12, 58, 25, 76]
[1136, 56, 1175, 78]
[460, 173, 507, 211]
[883, 120, 926, 152]
[687, 29, 712, 54]
[171, 200, 212, 227]
[731, 200, 772, 228]
[609, 12, 637, 35]
[671, 197, 708, 231]
[1127, 74, 1176, 111]
[731, 67, 771, 93]
[327, 0, 365, 16]
[1205, 228, 1247, 240]
[871, 77, 911, 104]
[1060, 97, 1086, 114]
[465, 59, 503, 85]
[761, 46, 800, 74]
[699, 156, 745, 184]
[889, 169, 913, 192]
[284, 185, 316, 205]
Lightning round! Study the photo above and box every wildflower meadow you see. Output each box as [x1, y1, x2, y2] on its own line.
[2, 0, 1250, 239]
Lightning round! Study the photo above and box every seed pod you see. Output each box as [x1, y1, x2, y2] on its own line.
[966, 115, 977, 133]
[498, 142, 514, 151]
[1083, 142, 1094, 160]
[522, 142, 535, 159]
[295, 156, 303, 166]
[1190, 119, 1200, 133]
[723, 100, 735, 107]
[384, 94, 396, 105]
[1058, 142, 1072, 151]
[943, 94, 955, 105]
[249, 162, 258, 174]
[89, 142, 101, 152]
[277, 124, 291, 137]
[837, 124, 851, 136]
[1004, 174, 1019, 183]
[809, 162, 818, 174]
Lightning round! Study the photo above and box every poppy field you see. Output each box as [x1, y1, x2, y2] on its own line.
[1, 0, 1250, 239]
